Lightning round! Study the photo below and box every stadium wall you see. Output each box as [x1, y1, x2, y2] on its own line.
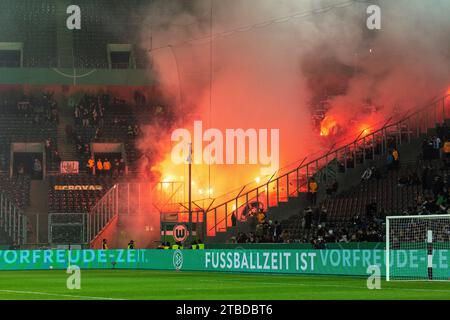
[0, 249, 448, 277]
[0, 68, 156, 86]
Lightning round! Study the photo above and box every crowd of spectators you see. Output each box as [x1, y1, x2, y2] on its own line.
[233, 131, 450, 246]
[288, 204, 384, 246]
[230, 220, 284, 244]
[15, 91, 59, 125]
[73, 93, 108, 129]
[86, 155, 126, 177]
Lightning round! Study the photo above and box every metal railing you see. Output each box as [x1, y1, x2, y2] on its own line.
[86, 184, 119, 244]
[86, 182, 156, 246]
[0, 192, 27, 245]
[203, 94, 449, 236]
[82, 94, 449, 241]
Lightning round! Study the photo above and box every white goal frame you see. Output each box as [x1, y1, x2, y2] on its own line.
[386, 214, 450, 281]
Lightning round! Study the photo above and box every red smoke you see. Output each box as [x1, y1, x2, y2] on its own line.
[136, 0, 450, 205]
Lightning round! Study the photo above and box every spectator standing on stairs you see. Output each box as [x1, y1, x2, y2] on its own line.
[432, 136, 442, 159]
[82, 109, 89, 127]
[127, 125, 134, 137]
[308, 178, 318, 205]
[33, 158, 42, 180]
[95, 127, 102, 140]
[231, 212, 237, 227]
[392, 147, 399, 170]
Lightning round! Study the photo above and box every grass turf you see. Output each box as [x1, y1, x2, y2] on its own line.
[0, 270, 449, 300]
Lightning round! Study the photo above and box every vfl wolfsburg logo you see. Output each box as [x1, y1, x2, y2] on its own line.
[173, 224, 188, 242]
[173, 249, 183, 271]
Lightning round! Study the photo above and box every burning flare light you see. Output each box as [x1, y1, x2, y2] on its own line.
[320, 115, 338, 137]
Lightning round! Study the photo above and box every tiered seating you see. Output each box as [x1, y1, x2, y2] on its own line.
[48, 174, 114, 213]
[72, 0, 149, 69]
[0, 174, 31, 209]
[281, 156, 450, 242]
[0, 95, 58, 171]
[0, 0, 57, 67]
[73, 97, 141, 167]
[324, 168, 420, 222]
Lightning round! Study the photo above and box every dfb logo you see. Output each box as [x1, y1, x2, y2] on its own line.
[173, 224, 188, 242]
[66, 5, 81, 30]
[173, 250, 184, 271]
[366, 5, 381, 30]
[366, 265, 381, 290]
[66, 265, 81, 290]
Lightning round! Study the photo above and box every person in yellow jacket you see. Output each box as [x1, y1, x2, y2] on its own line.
[256, 210, 266, 224]
[308, 178, 318, 205]
[102, 239, 108, 249]
[87, 157, 95, 175]
[96, 159, 103, 176]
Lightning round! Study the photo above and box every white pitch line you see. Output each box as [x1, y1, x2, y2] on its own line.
[0, 289, 124, 300]
[200, 279, 450, 293]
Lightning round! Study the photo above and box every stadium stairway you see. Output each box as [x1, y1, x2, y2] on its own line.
[206, 116, 449, 244]
[56, 100, 78, 162]
[24, 179, 49, 244]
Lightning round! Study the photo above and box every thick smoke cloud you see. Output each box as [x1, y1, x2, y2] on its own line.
[137, 0, 450, 198]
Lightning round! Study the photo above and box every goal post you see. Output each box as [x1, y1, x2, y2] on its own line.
[386, 214, 450, 281]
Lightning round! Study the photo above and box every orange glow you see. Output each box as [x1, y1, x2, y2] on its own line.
[359, 124, 371, 136]
[152, 149, 265, 205]
[320, 115, 338, 136]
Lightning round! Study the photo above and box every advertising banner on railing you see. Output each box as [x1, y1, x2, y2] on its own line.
[60, 161, 79, 174]
[0, 249, 449, 277]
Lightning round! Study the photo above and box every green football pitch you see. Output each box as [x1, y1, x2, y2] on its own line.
[0, 270, 449, 300]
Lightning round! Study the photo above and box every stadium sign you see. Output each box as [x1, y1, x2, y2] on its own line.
[54, 185, 103, 191]
[173, 224, 188, 242]
[0, 249, 449, 279]
[173, 250, 184, 270]
[60, 161, 79, 174]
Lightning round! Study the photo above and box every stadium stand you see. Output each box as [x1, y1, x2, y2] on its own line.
[0, 174, 31, 209]
[72, 0, 149, 69]
[71, 92, 141, 170]
[48, 174, 114, 213]
[0, 0, 57, 68]
[0, 89, 59, 172]
[234, 127, 450, 246]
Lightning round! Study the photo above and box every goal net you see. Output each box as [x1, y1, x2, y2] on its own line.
[386, 214, 450, 281]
